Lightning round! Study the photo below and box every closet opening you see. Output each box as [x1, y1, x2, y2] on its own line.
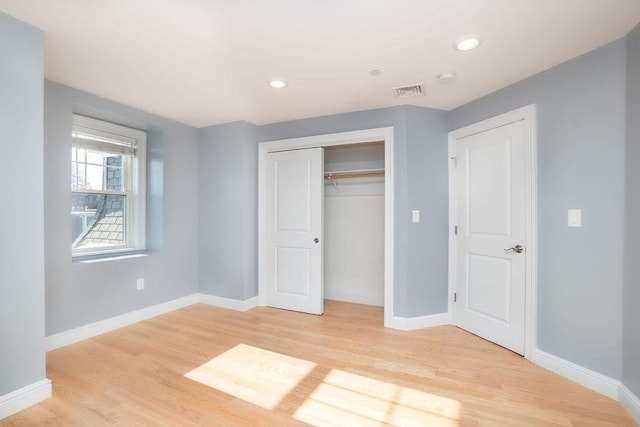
[324, 142, 385, 307]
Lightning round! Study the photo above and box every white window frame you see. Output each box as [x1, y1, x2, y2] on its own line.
[71, 114, 146, 257]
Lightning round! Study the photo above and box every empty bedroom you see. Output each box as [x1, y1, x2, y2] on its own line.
[1, 1, 640, 425]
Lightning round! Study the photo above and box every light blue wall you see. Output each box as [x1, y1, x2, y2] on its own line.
[198, 121, 258, 300]
[256, 105, 449, 317]
[0, 13, 46, 395]
[624, 24, 640, 397]
[405, 106, 450, 316]
[449, 40, 626, 379]
[44, 81, 200, 335]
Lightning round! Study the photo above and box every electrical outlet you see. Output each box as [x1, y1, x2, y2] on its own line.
[136, 278, 144, 291]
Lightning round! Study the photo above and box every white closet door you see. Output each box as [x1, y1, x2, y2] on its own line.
[266, 148, 324, 315]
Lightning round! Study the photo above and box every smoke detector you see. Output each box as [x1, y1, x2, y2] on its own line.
[392, 83, 425, 98]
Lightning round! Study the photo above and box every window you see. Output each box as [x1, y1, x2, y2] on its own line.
[71, 115, 146, 256]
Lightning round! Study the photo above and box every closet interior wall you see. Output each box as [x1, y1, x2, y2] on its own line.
[324, 142, 385, 306]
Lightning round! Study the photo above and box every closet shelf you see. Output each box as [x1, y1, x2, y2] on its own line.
[324, 168, 385, 180]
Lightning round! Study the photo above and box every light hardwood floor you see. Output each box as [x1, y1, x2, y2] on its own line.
[2, 301, 635, 426]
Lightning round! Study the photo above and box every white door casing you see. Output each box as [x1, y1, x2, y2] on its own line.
[265, 148, 324, 315]
[448, 105, 537, 358]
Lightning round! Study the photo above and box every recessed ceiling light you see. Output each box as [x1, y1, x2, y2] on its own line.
[437, 71, 457, 83]
[269, 79, 287, 89]
[455, 35, 482, 51]
[369, 69, 382, 77]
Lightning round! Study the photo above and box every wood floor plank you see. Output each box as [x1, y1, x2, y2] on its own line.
[1, 301, 635, 426]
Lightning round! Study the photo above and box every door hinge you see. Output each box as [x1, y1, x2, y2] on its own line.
[450, 156, 457, 167]
[454, 292, 457, 303]
[454, 225, 458, 235]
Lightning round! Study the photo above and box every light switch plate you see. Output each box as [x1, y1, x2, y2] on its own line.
[568, 209, 582, 227]
[412, 210, 420, 223]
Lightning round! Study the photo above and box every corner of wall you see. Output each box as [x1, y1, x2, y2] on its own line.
[0, 11, 48, 417]
[620, 383, 640, 424]
[385, 313, 448, 331]
[531, 349, 620, 400]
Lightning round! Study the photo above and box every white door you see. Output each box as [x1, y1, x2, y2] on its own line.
[266, 148, 324, 315]
[454, 120, 527, 354]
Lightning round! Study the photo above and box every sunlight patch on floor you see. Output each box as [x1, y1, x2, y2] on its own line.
[293, 369, 461, 426]
[185, 344, 460, 426]
[184, 344, 316, 410]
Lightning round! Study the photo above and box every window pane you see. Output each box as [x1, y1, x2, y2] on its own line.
[105, 156, 124, 191]
[70, 147, 125, 192]
[71, 163, 78, 188]
[86, 163, 104, 190]
[86, 150, 103, 164]
[72, 193, 126, 250]
[75, 163, 86, 189]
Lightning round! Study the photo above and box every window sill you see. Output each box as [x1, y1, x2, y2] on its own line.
[72, 250, 148, 264]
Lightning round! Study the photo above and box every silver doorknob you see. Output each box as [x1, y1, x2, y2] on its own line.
[314, 237, 319, 243]
[504, 245, 524, 254]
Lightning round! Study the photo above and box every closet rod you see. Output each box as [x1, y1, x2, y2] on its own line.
[324, 169, 385, 180]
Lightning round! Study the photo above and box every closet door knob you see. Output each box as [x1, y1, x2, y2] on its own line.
[314, 237, 319, 243]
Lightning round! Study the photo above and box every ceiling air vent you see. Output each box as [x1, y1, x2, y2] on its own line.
[392, 83, 425, 98]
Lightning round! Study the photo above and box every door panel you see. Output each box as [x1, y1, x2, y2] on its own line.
[468, 139, 510, 236]
[276, 247, 310, 295]
[276, 160, 311, 231]
[467, 254, 511, 323]
[455, 120, 526, 354]
[266, 148, 324, 315]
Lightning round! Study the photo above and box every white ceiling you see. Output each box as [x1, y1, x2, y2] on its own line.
[2, 1, 640, 128]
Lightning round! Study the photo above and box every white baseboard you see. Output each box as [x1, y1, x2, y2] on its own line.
[385, 313, 449, 331]
[324, 291, 383, 307]
[0, 379, 51, 420]
[531, 349, 620, 400]
[197, 294, 259, 311]
[45, 293, 260, 352]
[46, 294, 199, 351]
[620, 384, 640, 424]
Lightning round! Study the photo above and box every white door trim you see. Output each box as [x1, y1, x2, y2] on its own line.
[448, 105, 537, 360]
[258, 127, 395, 327]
